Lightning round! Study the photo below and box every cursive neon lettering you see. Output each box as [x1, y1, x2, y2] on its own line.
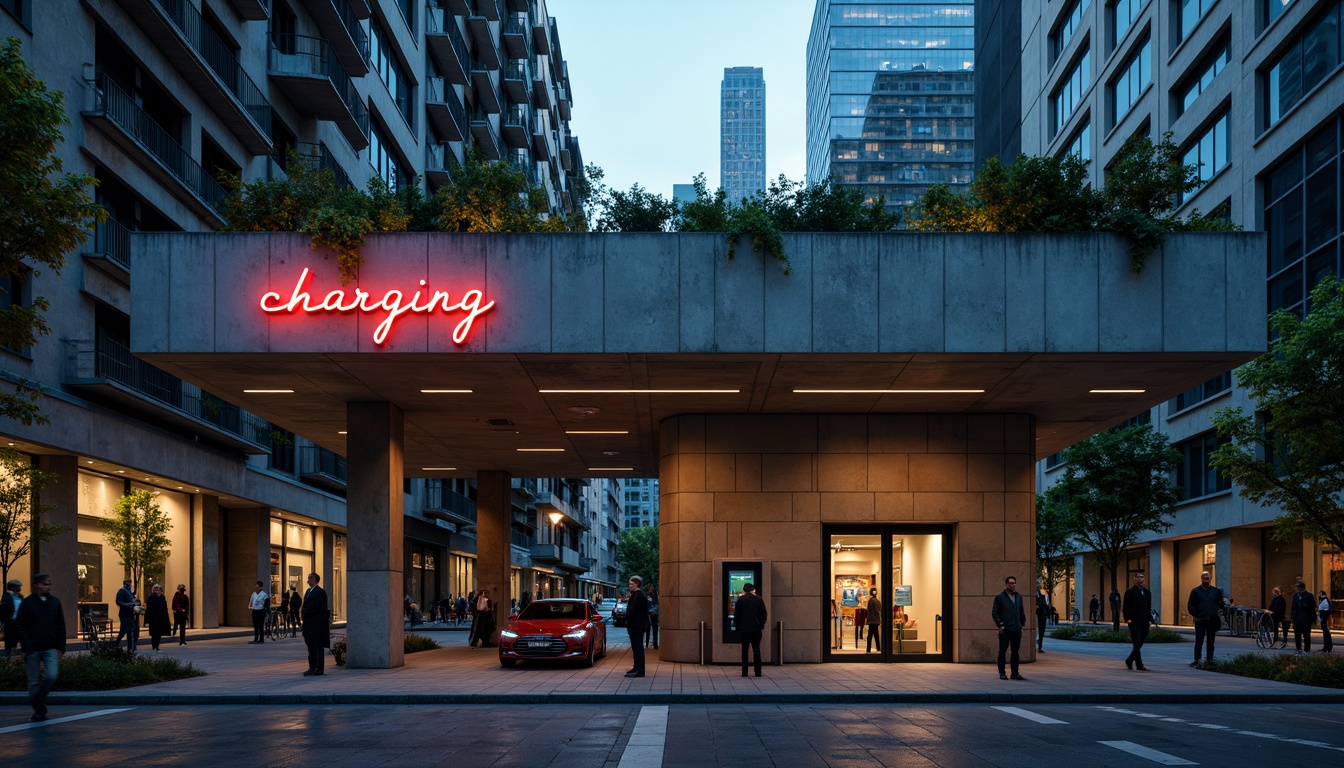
[258, 269, 496, 345]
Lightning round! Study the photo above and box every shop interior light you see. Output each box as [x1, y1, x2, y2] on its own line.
[243, 389, 295, 393]
[1089, 389, 1146, 393]
[792, 389, 985, 394]
[539, 389, 740, 394]
[564, 430, 629, 434]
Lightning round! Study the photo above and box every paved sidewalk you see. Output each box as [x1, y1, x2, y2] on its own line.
[4, 624, 1341, 706]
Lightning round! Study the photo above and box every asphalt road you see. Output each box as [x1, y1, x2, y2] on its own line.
[2, 702, 1342, 767]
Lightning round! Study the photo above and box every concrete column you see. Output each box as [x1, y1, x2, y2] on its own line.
[1073, 554, 1088, 622]
[1150, 540, 1176, 624]
[36, 455, 79, 639]
[346, 402, 405, 669]
[193, 494, 221, 628]
[319, 526, 336, 616]
[224, 506, 270, 626]
[1219, 527, 1262, 607]
[476, 471, 513, 645]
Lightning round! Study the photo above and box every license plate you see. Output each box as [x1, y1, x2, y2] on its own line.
[527, 640, 551, 647]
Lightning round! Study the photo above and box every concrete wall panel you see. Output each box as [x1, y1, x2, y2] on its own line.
[551, 236, 604, 352]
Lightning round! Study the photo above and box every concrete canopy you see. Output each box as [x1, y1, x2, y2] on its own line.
[131, 232, 1265, 476]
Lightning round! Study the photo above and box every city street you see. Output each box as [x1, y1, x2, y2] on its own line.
[1, 701, 1342, 767]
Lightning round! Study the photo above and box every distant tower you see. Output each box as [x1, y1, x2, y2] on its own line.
[672, 184, 698, 205]
[720, 66, 766, 203]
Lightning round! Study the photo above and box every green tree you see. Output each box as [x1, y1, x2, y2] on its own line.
[99, 489, 173, 597]
[758, 175, 901, 234]
[592, 182, 679, 232]
[0, 36, 105, 424]
[1210, 277, 1344, 553]
[435, 149, 571, 234]
[617, 525, 659, 591]
[1035, 490, 1075, 609]
[1051, 424, 1181, 631]
[0, 448, 69, 584]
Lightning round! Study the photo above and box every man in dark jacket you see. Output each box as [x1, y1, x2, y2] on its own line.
[991, 575, 1027, 680]
[2, 578, 22, 657]
[735, 583, 768, 677]
[115, 578, 140, 652]
[1187, 571, 1225, 665]
[301, 573, 330, 675]
[16, 573, 66, 721]
[1268, 586, 1288, 645]
[1290, 581, 1316, 654]
[1035, 587, 1049, 652]
[1122, 572, 1152, 670]
[624, 576, 649, 678]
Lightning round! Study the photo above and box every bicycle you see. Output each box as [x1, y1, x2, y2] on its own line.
[265, 608, 290, 641]
[1254, 610, 1287, 649]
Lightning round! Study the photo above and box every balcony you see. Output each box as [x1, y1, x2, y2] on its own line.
[531, 117, 552, 161]
[268, 34, 370, 150]
[469, 111, 503, 159]
[472, 0, 501, 21]
[559, 135, 572, 170]
[296, 141, 354, 188]
[426, 4, 470, 85]
[502, 105, 529, 148]
[536, 491, 590, 531]
[504, 0, 527, 11]
[425, 143, 455, 187]
[502, 59, 531, 104]
[227, 0, 271, 20]
[112, 0, 273, 154]
[299, 0, 371, 76]
[557, 85, 570, 120]
[511, 529, 535, 548]
[529, 543, 584, 573]
[466, 15, 502, 69]
[65, 336, 271, 454]
[502, 15, 530, 58]
[82, 218, 133, 280]
[85, 76, 228, 223]
[425, 77, 466, 142]
[509, 150, 535, 185]
[511, 477, 541, 500]
[425, 479, 478, 526]
[531, 16, 550, 54]
[299, 444, 348, 491]
[580, 556, 598, 572]
[472, 67, 502, 113]
[532, 67, 552, 109]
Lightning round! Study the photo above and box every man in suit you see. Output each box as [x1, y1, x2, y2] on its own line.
[991, 575, 1027, 680]
[1290, 581, 1316, 654]
[734, 583, 768, 677]
[301, 573, 330, 675]
[2, 579, 22, 657]
[1035, 587, 1050, 652]
[1186, 571, 1225, 666]
[1122, 572, 1152, 670]
[115, 578, 141, 652]
[624, 575, 649, 678]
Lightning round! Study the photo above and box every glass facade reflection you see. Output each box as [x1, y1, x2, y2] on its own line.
[721, 67, 766, 203]
[807, 1, 975, 209]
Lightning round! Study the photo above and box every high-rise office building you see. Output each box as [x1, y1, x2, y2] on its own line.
[672, 183, 698, 205]
[806, 1, 976, 209]
[979, 0, 1344, 629]
[720, 66, 766, 203]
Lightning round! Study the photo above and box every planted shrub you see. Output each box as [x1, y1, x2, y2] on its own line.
[0, 651, 204, 691]
[1203, 653, 1344, 689]
[405, 634, 441, 654]
[1049, 626, 1185, 643]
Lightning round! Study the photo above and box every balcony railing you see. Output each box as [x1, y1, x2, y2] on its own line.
[296, 141, 354, 189]
[511, 529, 535, 548]
[269, 33, 370, 147]
[301, 0, 370, 74]
[472, 0, 502, 21]
[92, 75, 228, 218]
[150, 0, 273, 142]
[87, 218, 133, 271]
[425, 76, 467, 142]
[299, 444, 348, 486]
[502, 15, 531, 58]
[469, 110, 503, 159]
[426, 479, 478, 523]
[426, 3, 470, 84]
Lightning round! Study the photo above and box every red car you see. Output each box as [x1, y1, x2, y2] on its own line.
[498, 598, 607, 668]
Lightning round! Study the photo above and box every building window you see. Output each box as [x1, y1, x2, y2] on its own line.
[0, 269, 32, 356]
[1176, 37, 1230, 116]
[1050, 0, 1088, 64]
[1110, 0, 1146, 49]
[1174, 432, 1232, 500]
[1052, 49, 1091, 136]
[0, 0, 31, 30]
[1264, 117, 1342, 316]
[1167, 371, 1232, 413]
[368, 19, 413, 129]
[1115, 410, 1153, 429]
[1179, 109, 1230, 204]
[1266, 0, 1296, 29]
[1266, 2, 1343, 127]
[368, 119, 403, 191]
[1110, 35, 1151, 128]
[1045, 452, 1064, 469]
[1178, 0, 1217, 43]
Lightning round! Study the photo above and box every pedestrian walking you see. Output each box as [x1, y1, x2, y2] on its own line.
[1089, 594, 1100, 624]
[287, 588, 302, 631]
[1290, 581, 1315, 653]
[1186, 571, 1225, 666]
[734, 583, 767, 677]
[647, 589, 660, 650]
[1122, 572, 1152, 671]
[248, 581, 269, 644]
[865, 589, 883, 653]
[470, 589, 493, 647]
[15, 573, 65, 722]
[1318, 591, 1333, 653]
[172, 584, 190, 645]
[115, 578, 141, 652]
[301, 573, 329, 676]
[1268, 586, 1288, 645]
[145, 584, 171, 651]
[1, 579, 22, 658]
[455, 593, 467, 625]
[1035, 586, 1049, 652]
[992, 575, 1027, 680]
[624, 576, 649, 678]
[1109, 590, 1121, 623]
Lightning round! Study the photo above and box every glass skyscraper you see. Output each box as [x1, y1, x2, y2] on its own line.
[721, 66, 767, 203]
[806, 1, 976, 209]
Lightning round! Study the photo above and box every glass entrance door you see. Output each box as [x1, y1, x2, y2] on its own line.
[825, 525, 950, 662]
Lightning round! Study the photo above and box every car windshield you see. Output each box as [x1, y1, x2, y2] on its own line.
[517, 602, 585, 621]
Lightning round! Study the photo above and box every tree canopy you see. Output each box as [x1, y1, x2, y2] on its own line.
[0, 36, 105, 424]
[1035, 491, 1075, 602]
[99, 489, 173, 597]
[1050, 424, 1181, 630]
[1210, 276, 1344, 553]
[0, 448, 69, 584]
[617, 525, 659, 592]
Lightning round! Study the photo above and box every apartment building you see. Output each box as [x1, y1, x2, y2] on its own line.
[978, 0, 1344, 627]
[622, 477, 659, 529]
[0, 0, 596, 635]
[721, 65, 766, 203]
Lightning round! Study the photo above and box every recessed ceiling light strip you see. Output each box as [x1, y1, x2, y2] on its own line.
[792, 389, 985, 394]
[564, 430, 629, 434]
[1089, 389, 1146, 393]
[539, 389, 740, 394]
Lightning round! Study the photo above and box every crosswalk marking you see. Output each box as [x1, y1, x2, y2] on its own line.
[991, 706, 1069, 724]
[618, 705, 668, 768]
[0, 707, 134, 735]
[1099, 741, 1198, 765]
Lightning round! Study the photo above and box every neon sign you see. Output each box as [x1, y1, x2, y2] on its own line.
[259, 267, 496, 345]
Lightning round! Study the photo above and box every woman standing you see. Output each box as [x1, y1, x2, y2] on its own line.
[647, 590, 660, 650]
[171, 584, 190, 646]
[145, 584, 172, 652]
[1320, 591, 1334, 653]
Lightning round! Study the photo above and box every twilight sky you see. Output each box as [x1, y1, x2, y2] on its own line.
[545, 0, 816, 198]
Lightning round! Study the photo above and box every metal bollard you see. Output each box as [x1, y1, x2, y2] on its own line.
[776, 620, 784, 666]
[699, 621, 706, 665]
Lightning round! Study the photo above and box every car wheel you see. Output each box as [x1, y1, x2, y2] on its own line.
[500, 658, 516, 668]
[583, 640, 596, 668]
[596, 636, 606, 660]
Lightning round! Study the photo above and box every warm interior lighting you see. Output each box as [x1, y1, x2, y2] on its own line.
[588, 467, 635, 471]
[1089, 389, 1147, 393]
[420, 389, 473, 393]
[539, 389, 740, 394]
[564, 430, 629, 434]
[517, 448, 565, 452]
[338, 431, 348, 435]
[792, 389, 985, 394]
[548, 511, 563, 525]
[243, 389, 295, 393]
[422, 467, 457, 471]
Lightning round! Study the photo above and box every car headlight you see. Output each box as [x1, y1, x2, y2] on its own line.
[562, 629, 587, 639]
[500, 630, 519, 639]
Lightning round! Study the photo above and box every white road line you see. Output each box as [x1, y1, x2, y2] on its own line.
[0, 707, 135, 735]
[991, 706, 1069, 725]
[1096, 706, 1344, 754]
[1099, 741, 1197, 765]
[618, 705, 668, 768]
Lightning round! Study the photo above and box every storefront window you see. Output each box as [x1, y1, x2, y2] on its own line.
[827, 528, 946, 660]
[333, 533, 345, 619]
